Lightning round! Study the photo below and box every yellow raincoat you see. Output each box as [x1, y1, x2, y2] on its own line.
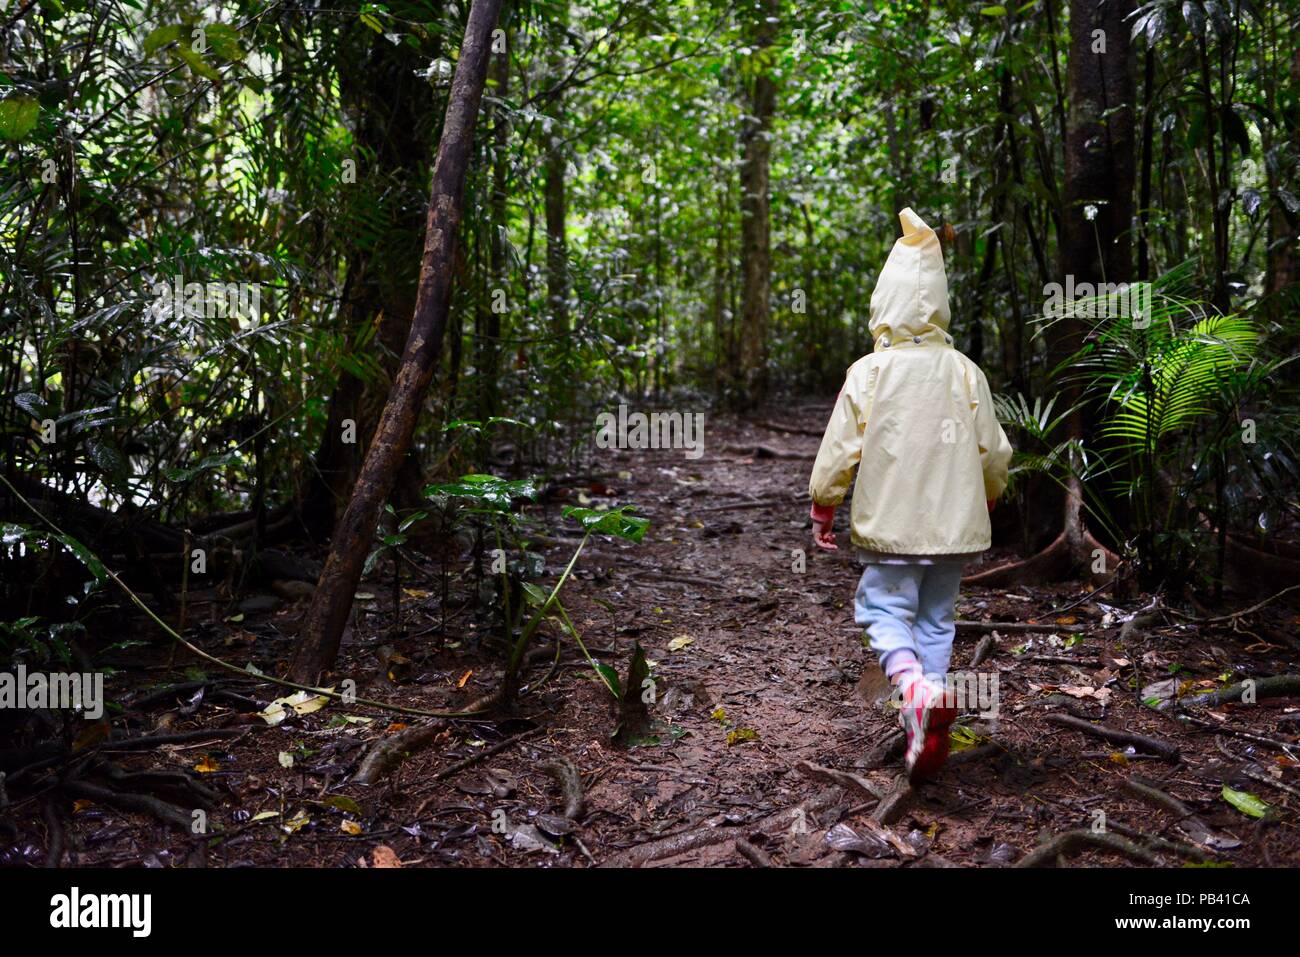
[809, 208, 1013, 555]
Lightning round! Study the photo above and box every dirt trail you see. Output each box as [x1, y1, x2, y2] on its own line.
[10, 407, 1298, 868]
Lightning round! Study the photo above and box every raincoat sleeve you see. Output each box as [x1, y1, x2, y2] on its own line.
[808, 373, 866, 509]
[971, 366, 1013, 500]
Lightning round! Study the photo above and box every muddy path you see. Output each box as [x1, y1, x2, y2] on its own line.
[7, 405, 1299, 868]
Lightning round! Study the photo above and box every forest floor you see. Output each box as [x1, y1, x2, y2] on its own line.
[8, 403, 1300, 868]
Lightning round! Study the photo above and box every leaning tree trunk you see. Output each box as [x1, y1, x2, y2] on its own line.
[735, 0, 776, 407]
[289, 0, 505, 684]
[967, 0, 1133, 587]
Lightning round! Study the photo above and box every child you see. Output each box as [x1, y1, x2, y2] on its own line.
[808, 208, 1012, 782]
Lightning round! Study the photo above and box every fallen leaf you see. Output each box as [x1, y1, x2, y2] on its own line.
[371, 845, 402, 867]
[1060, 684, 1112, 706]
[1222, 785, 1271, 819]
[667, 634, 695, 652]
[457, 670, 473, 688]
[194, 755, 221, 773]
[726, 727, 760, 746]
[340, 820, 363, 836]
[282, 808, 311, 833]
[258, 689, 332, 725]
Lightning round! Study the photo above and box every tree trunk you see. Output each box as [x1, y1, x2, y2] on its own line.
[736, 0, 776, 406]
[302, 30, 436, 540]
[289, 0, 505, 684]
[968, 0, 1134, 587]
[544, 131, 568, 337]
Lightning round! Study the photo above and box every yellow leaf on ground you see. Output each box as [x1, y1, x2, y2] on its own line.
[340, 820, 363, 835]
[668, 634, 694, 652]
[194, 755, 221, 773]
[258, 689, 332, 725]
[457, 670, 473, 688]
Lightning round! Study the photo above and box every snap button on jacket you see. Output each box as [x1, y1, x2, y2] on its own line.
[809, 208, 1013, 555]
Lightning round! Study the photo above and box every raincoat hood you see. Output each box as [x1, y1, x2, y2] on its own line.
[808, 206, 1013, 556]
[868, 207, 951, 348]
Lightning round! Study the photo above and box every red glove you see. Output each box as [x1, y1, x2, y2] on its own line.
[810, 502, 838, 551]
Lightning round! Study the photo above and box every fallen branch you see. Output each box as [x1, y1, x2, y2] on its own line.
[1172, 674, 1300, 711]
[1042, 713, 1180, 761]
[1015, 829, 1160, 867]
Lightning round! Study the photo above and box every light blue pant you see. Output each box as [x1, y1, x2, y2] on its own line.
[854, 563, 964, 682]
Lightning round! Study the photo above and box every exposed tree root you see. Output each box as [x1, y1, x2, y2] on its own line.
[1121, 777, 1241, 850]
[1015, 828, 1159, 867]
[872, 775, 914, 825]
[969, 634, 996, 668]
[1106, 821, 1212, 863]
[734, 838, 774, 867]
[64, 780, 193, 830]
[42, 801, 65, 868]
[353, 721, 449, 785]
[541, 756, 585, 821]
[963, 526, 1118, 587]
[794, 759, 884, 801]
[598, 787, 844, 868]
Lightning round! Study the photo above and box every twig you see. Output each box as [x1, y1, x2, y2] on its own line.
[1169, 584, 1300, 624]
[428, 727, 544, 783]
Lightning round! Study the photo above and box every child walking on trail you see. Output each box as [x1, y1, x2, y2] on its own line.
[808, 207, 1013, 783]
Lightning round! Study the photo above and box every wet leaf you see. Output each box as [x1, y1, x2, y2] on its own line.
[1222, 785, 1270, 819]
